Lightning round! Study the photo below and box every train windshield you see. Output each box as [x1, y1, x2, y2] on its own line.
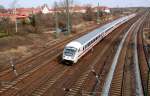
[64, 47, 77, 57]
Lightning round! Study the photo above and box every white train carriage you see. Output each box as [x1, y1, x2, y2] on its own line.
[62, 14, 136, 64]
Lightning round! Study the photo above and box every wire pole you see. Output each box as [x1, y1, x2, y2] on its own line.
[66, 0, 71, 35]
[54, 2, 59, 38]
[15, 7, 18, 33]
[97, 2, 100, 24]
[12, 0, 18, 33]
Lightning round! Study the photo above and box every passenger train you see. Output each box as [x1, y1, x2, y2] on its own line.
[62, 14, 136, 64]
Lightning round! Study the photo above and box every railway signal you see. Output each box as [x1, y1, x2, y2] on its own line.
[63, 88, 72, 92]
[10, 57, 18, 76]
[91, 68, 103, 96]
[91, 69, 100, 82]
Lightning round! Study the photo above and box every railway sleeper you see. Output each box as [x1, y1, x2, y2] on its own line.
[111, 81, 122, 84]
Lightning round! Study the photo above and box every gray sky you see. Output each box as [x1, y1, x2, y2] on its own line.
[0, 0, 150, 8]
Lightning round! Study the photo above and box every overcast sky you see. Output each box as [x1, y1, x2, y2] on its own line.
[0, 0, 150, 8]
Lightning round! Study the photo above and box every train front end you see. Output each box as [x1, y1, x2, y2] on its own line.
[62, 41, 81, 64]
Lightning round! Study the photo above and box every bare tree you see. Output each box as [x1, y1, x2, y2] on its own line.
[0, 18, 14, 36]
[84, 5, 95, 21]
[54, 0, 73, 34]
[53, 1, 60, 38]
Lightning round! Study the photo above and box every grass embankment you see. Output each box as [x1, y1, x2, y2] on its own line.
[0, 32, 8, 38]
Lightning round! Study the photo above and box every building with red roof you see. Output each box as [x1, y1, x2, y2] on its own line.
[0, 13, 28, 21]
[0, 4, 111, 22]
[93, 6, 111, 13]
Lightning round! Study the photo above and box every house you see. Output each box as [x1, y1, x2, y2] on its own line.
[93, 6, 111, 13]
[1, 7, 41, 22]
[8, 8, 40, 16]
[0, 13, 28, 22]
[0, 8, 7, 13]
[41, 4, 50, 14]
[70, 5, 86, 13]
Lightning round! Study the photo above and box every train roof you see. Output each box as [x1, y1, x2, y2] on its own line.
[74, 16, 128, 45]
[66, 41, 82, 49]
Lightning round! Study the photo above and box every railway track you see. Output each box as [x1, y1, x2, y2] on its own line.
[0, 13, 145, 96]
[79, 15, 140, 96]
[137, 11, 150, 95]
[0, 22, 104, 81]
[37, 15, 139, 96]
[101, 12, 148, 96]
[0, 22, 108, 82]
[0, 17, 120, 76]
[109, 21, 136, 96]
[0, 17, 119, 96]
[0, 22, 109, 95]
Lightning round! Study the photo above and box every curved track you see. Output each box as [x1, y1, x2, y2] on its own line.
[35, 15, 139, 96]
[0, 22, 107, 95]
[100, 12, 148, 96]
[137, 11, 150, 95]
[0, 22, 104, 81]
[1, 12, 149, 96]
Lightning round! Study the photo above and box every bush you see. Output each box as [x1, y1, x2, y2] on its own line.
[0, 32, 8, 38]
[0, 18, 15, 35]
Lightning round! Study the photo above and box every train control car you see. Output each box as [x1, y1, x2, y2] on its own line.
[62, 14, 136, 64]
